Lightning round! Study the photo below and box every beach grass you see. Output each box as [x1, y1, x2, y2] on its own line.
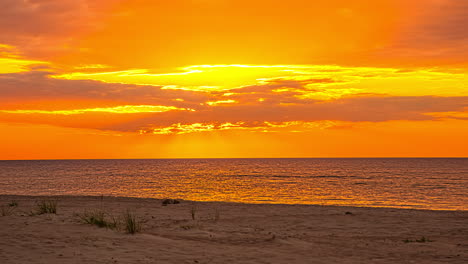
[190, 205, 197, 220]
[1, 201, 18, 216]
[403, 236, 433, 243]
[80, 208, 141, 234]
[1, 205, 15, 216]
[80, 210, 118, 229]
[35, 200, 57, 215]
[123, 210, 141, 234]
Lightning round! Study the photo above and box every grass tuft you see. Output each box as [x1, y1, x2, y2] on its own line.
[36, 200, 57, 215]
[8, 201, 18, 207]
[190, 205, 197, 220]
[1, 205, 15, 216]
[79, 209, 142, 234]
[162, 199, 180, 206]
[403, 236, 433, 243]
[123, 210, 141, 234]
[180, 224, 195, 230]
[81, 210, 118, 229]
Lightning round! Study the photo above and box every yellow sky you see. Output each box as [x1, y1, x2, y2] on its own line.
[0, 0, 467, 159]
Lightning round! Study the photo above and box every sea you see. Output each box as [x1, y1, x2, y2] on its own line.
[0, 158, 466, 210]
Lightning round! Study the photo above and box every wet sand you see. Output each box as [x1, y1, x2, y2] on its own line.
[0, 195, 466, 263]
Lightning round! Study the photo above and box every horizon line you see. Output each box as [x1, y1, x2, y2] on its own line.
[1, 157, 467, 161]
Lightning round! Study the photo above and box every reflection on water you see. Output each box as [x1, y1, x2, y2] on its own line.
[0, 158, 467, 210]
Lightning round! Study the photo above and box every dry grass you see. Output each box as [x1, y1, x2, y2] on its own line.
[80, 209, 142, 234]
[123, 210, 141, 234]
[1, 201, 19, 216]
[190, 205, 197, 220]
[403, 236, 433, 243]
[35, 200, 57, 215]
[80, 210, 118, 229]
[1, 206, 15, 216]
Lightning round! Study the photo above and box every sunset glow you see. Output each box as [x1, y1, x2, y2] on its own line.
[1, 0, 467, 159]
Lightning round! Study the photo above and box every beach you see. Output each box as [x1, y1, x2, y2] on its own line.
[0, 195, 466, 263]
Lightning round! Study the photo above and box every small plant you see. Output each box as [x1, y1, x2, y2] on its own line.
[213, 208, 220, 222]
[8, 201, 18, 207]
[36, 200, 57, 215]
[80, 209, 142, 234]
[162, 199, 180, 206]
[190, 205, 197, 220]
[1, 205, 15, 216]
[403, 236, 433, 243]
[415, 236, 432, 243]
[123, 210, 141, 234]
[81, 210, 118, 229]
[180, 224, 195, 230]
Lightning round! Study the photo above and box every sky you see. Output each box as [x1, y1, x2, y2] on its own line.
[1, 0, 467, 159]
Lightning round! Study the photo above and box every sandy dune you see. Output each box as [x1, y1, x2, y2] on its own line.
[0, 195, 466, 263]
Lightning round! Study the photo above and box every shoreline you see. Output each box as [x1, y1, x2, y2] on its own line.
[1, 194, 467, 263]
[2, 157, 467, 161]
[1, 194, 465, 212]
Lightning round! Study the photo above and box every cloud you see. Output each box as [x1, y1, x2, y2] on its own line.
[1, 65, 467, 134]
[52, 64, 468, 100]
[140, 120, 345, 135]
[3, 71, 467, 133]
[206, 100, 238, 106]
[0, 71, 209, 108]
[0, 0, 91, 36]
[0, 0, 121, 56]
[203, 96, 468, 123]
[0, 105, 191, 115]
[92, 95, 468, 133]
[379, 0, 468, 60]
[425, 107, 468, 120]
[0, 44, 48, 73]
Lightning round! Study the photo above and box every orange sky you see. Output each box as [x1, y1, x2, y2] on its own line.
[0, 0, 467, 159]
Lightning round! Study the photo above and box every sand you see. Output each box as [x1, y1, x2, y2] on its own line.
[0, 195, 466, 264]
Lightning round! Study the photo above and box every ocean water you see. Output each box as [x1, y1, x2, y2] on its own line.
[0, 158, 466, 210]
